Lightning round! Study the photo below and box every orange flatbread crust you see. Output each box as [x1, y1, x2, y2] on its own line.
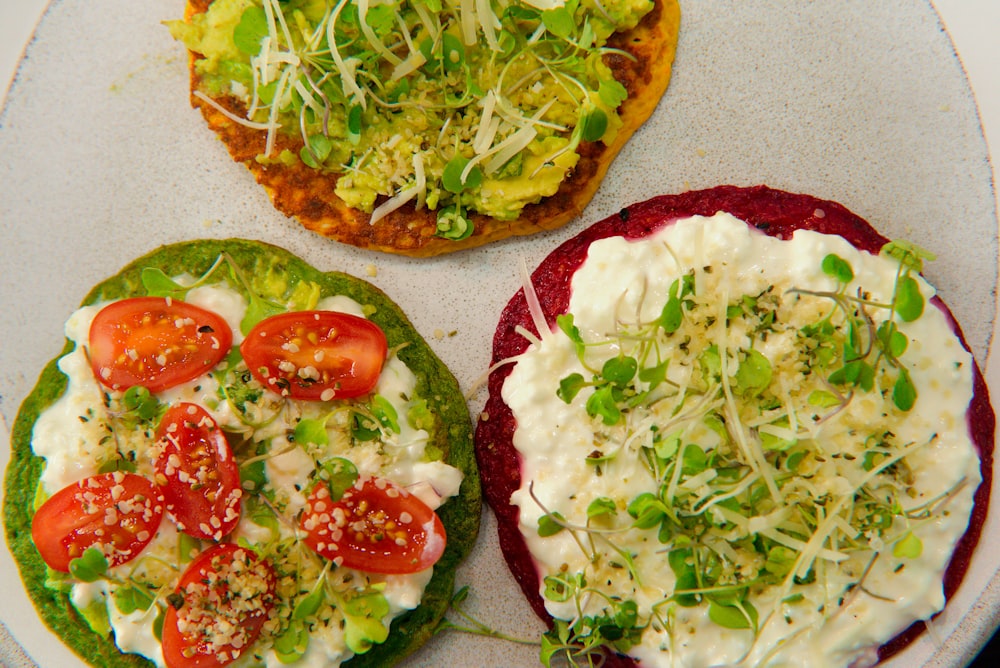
[184, 0, 681, 256]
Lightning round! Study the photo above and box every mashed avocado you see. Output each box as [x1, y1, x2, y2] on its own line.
[168, 0, 654, 232]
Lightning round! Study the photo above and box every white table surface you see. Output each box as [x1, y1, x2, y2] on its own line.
[1, 0, 997, 666]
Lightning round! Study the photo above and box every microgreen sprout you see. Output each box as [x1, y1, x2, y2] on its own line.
[435, 204, 475, 240]
[433, 586, 540, 645]
[140, 251, 286, 335]
[790, 243, 930, 413]
[317, 456, 360, 501]
[68, 547, 109, 583]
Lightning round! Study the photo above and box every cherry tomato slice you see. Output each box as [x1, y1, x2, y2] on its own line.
[88, 297, 233, 393]
[240, 310, 387, 401]
[154, 403, 242, 541]
[300, 477, 446, 574]
[31, 472, 164, 573]
[161, 543, 275, 668]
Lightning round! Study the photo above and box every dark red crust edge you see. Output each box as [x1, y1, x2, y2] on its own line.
[473, 185, 995, 666]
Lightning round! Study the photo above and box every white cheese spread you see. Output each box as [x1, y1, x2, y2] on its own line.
[31, 281, 463, 667]
[503, 213, 980, 667]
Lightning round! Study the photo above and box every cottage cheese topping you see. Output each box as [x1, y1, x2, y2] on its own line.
[503, 213, 980, 667]
[31, 282, 462, 667]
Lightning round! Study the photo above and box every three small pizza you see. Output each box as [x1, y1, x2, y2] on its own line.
[475, 186, 994, 667]
[4, 239, 480, 667]
[169, 0, 681, 256]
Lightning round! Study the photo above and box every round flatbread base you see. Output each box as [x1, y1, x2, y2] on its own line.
[4, 238, 480, 667]
[184, 0, 681, 256]
[474, 185, 994, 666]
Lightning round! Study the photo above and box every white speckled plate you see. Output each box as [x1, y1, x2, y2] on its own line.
[0, 1, 997, 666]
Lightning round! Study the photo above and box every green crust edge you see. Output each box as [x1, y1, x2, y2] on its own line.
[2, 238, 481, 667]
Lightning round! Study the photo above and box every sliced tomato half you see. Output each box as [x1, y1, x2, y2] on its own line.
[240, 310, 387, 401]
[30, 471, 164, 573]
[154, 403, 241, 541]
[161, 543, 275, 668]
[300, 477, 446, 574]
[88, 297, 233, 393]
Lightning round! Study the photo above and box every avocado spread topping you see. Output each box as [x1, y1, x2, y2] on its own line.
[168, 0, 654, 238]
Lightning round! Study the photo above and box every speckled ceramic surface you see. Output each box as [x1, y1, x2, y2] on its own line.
[0, 1, 996, 666]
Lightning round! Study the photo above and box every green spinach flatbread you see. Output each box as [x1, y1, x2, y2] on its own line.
[4, 238, 480, 667]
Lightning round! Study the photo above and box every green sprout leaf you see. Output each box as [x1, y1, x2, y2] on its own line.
[654, 430, 681, 460]
[681, 443, 708, 475]
[598, 78, 628, 108]
[122, 386, 163, 421]
[708, 599, 758, 630]
[69, 547, 108, 583]
[273, 621, 310, 663]
[586, 385, 621, 425]
[301, 133, 333, 169]
[342, 592, 391, 654]
[877, 320, 908, 358]
[893, 531, 923, 559]
[557, 313, 586, 360]
[699, 345, 721, 384]
[540, 624, 566, 667]
[764, 545, 797, 577]
[881, 240, 936, 272]
[435, 205, 474, 240]
[821, 253, 854, 283]
[365, 4, 396, 36]
[828, 358, 875, 391]
[580, 108, 608, 143]
[347, 104, 363, 145]
[638, 359, 669, 390]
[440, 32, 465, 72]
[602, 356, 637, 387]
[543, 572, 583, 603]
[97, 457, 138, 475]
[114, 584, 155, 615]
[233, 6, 268, 55]
[734, 348, 772, 397]
[668, 549, 700, 607]
[807, 390, 842, 408]
[372, 395, 400, 433]
[538, 512, 567, 537]
[140, 268, 189, 297]
[557, 373, 587, 403]
[319, 457, 359, 501]
[760, 428, 797, 452]
[894, 275, 925, 322]
[293, 417, 329, 447]
[240, 292, 284, 336]
[442, 156, 484, 193]
[587, 496, 617, 519]
[152, 605, 166, 641]
[627, 492, 667, 530]
[542, 6, 575, 38]
[293, 581, 326, 620]
[246, 495, 279, 535]
[657, 277, 690, 333]
[351, 411, 381, 441]
[892, 367, 917, 411]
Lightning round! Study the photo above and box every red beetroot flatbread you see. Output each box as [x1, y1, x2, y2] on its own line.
[474, 185, 994, 666]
